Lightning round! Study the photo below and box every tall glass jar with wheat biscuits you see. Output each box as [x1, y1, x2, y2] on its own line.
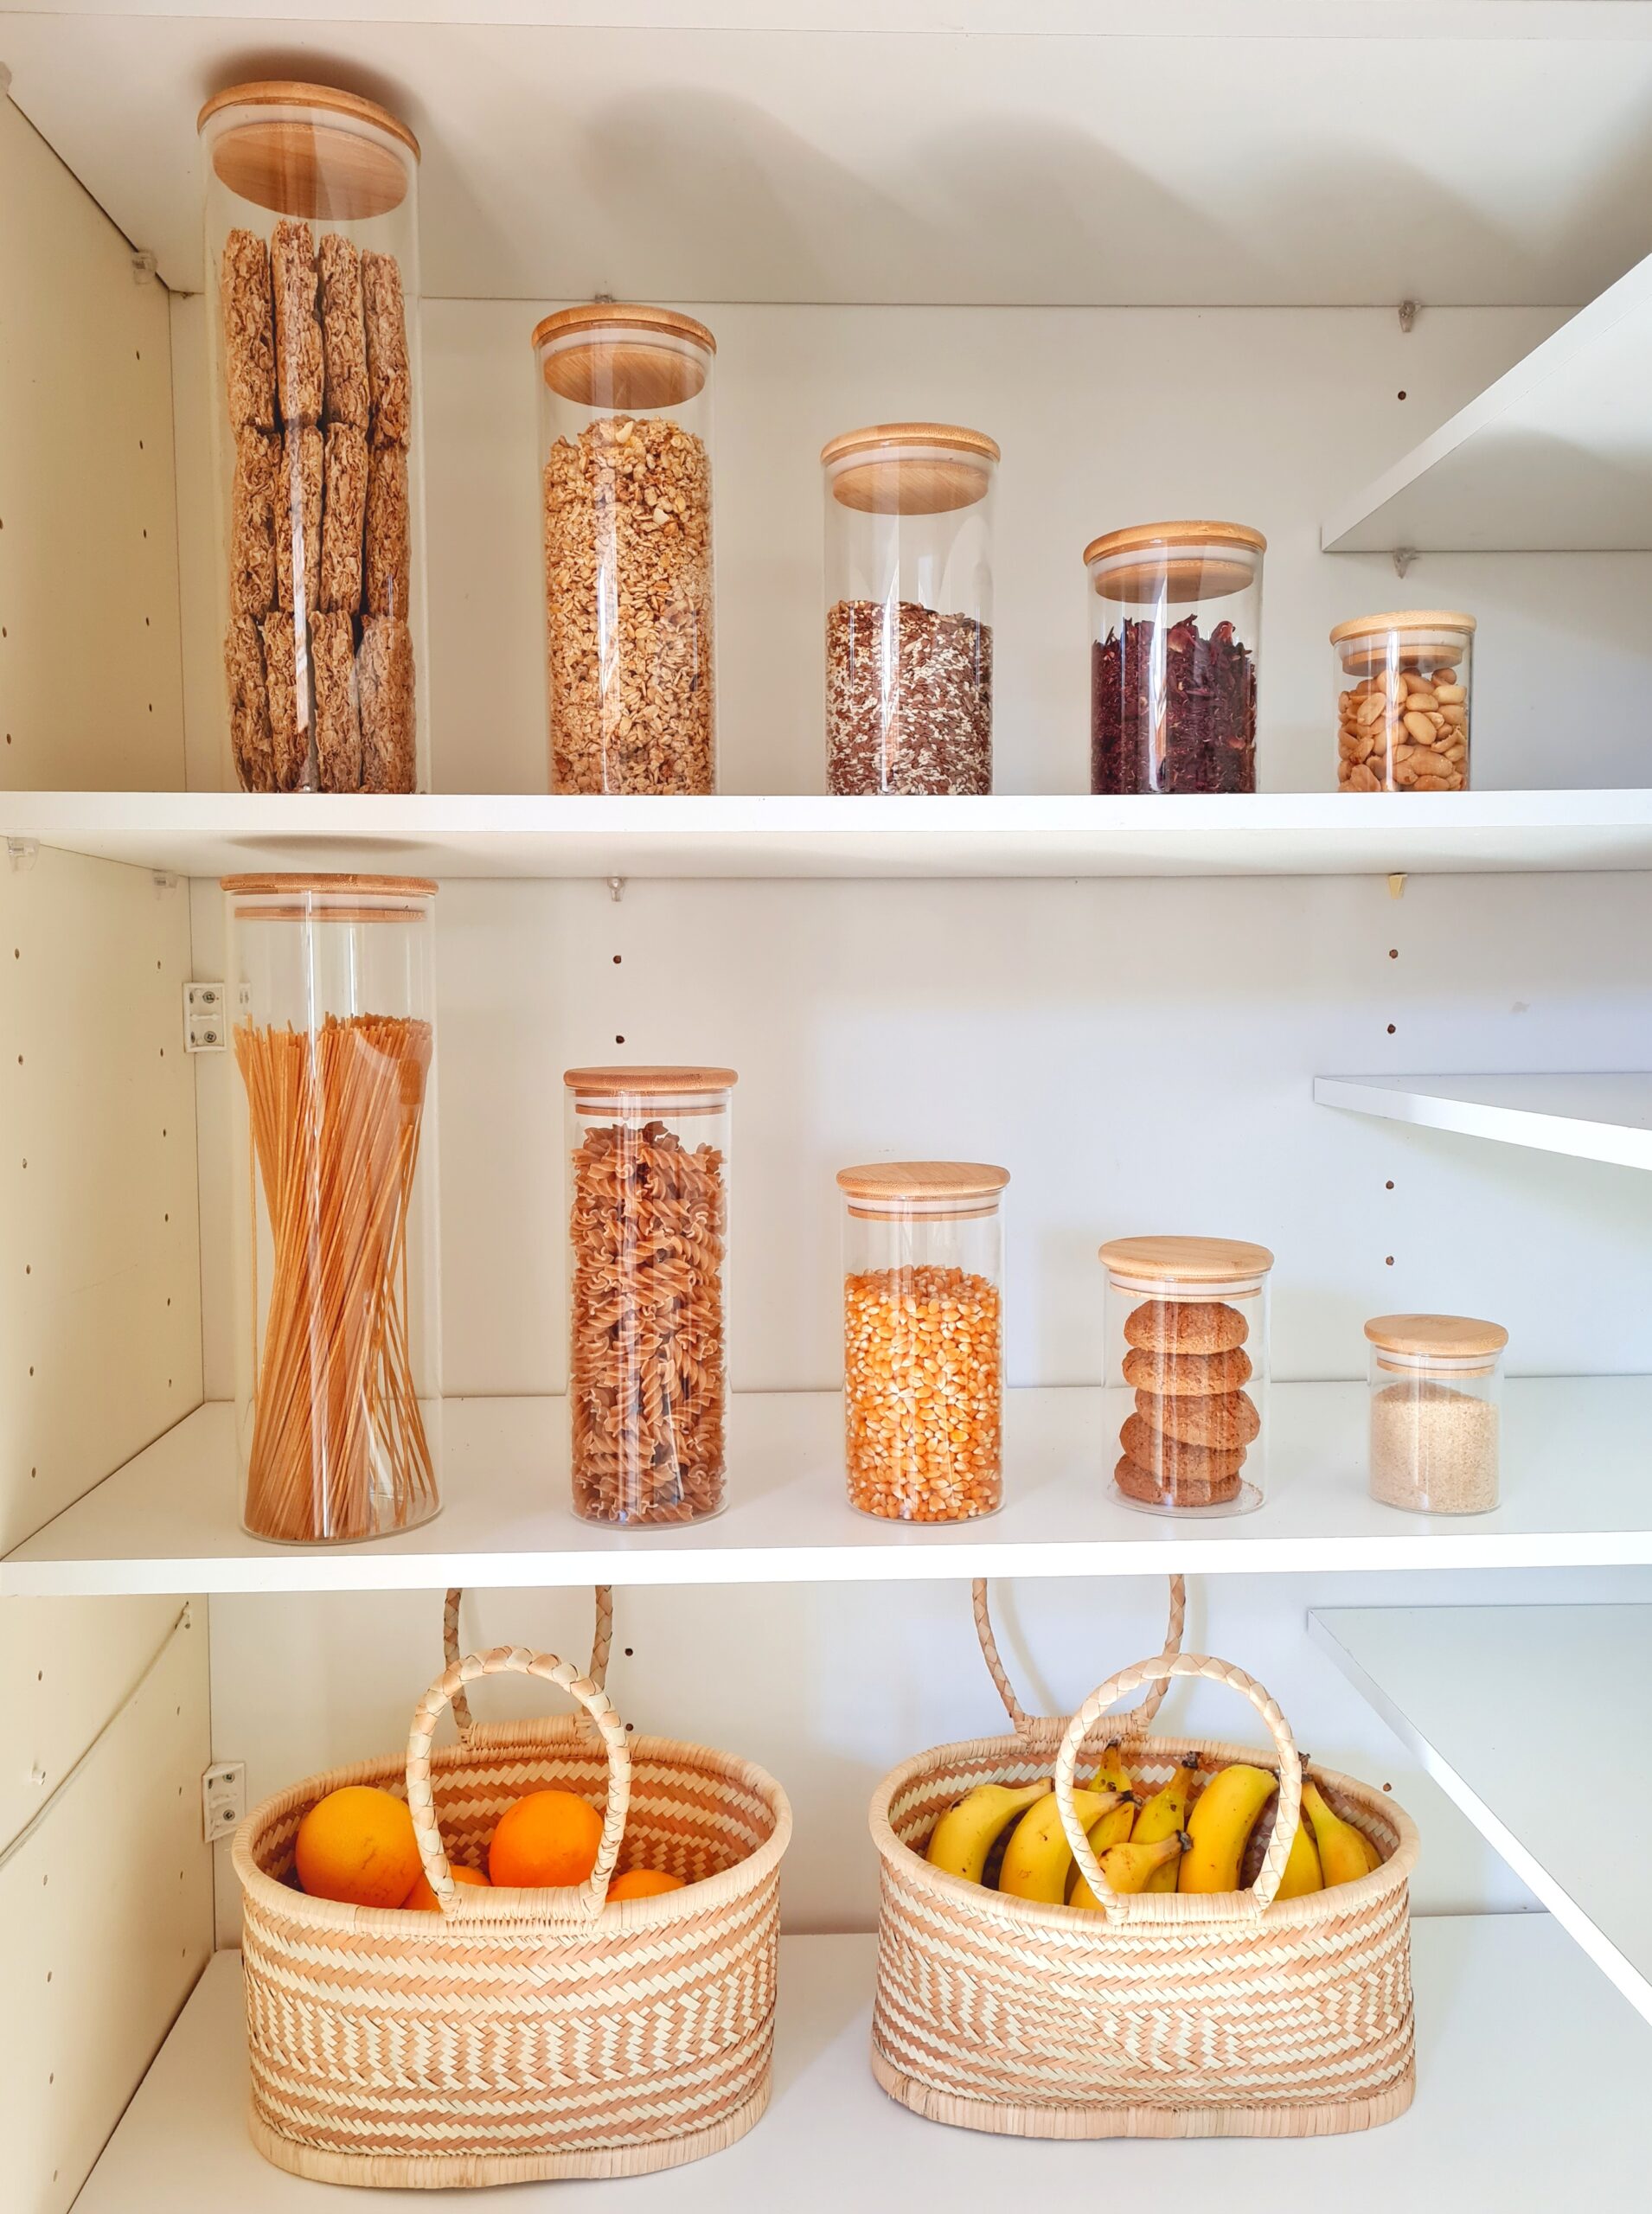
[1332, 611, 1475, 791]
[201, 83, 426, 793]
[822, 424, 997, 794]
[565, 1067, 733, 1524]
[1099, 1236, 1272, 1515]
[838, 1162, 1008, 1522]
[535, 306, 717, 793]
[1367, 1313, 1506, 1514]
[223, 874, 441, 1544]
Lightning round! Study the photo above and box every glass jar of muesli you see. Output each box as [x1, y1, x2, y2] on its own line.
[823, 424, 997, 795]
[535, 306, 717, 795]
[1086, 522, 1265, 794]
[200, 82, 427, 793]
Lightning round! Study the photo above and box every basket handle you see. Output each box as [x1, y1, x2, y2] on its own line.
[443, 1585, 613, 1743]
[1053, 1652, 1302, 1923]
[972, 1576, 1186, 1747]
[406, 1645, 631, 1920]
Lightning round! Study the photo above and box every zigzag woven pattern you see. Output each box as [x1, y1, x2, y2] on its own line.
[235, 1712, 789, 2187]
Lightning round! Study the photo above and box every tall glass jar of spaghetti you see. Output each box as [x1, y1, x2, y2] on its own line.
[564, 1066, 733, 1524]
[837, 1162, 1008, 1522]
[535, 306, 717, 793]
[223, 874, 441, 1543]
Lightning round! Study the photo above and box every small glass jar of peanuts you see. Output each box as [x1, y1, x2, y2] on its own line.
[1098, 1236, 1273, 1516]
[836, 1161, 1009, 1522]
[1331, 611, 1475, 792]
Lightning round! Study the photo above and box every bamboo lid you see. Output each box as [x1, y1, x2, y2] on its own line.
[1364, 1313, 1507, 1359]
[221, 873, 437, 896]
[836, 1161, 1010, 1200]
[1330, 610, 1476, 646]
[534, 304, 715, 412]
[822, 424, 999, 515]
[1085, 521, 1265, 606]
[564, 1065, 736, 1094]
[1098, 1234, 1274, 1283]
[199, 82, 419, 221]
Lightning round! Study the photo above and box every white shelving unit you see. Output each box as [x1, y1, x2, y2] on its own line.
[1310, 1604, 1652, 2027]
[74, 1920, 1652, 2211]
[9, 1380, 1652, 1597]
[1314, 1073, 1652, 1171]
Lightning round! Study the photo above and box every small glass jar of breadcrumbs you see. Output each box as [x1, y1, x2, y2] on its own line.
[564, 1065, 734, 1526]
[1098, 1236, 1272, 1517]
[837, 1162, 1008, 1522]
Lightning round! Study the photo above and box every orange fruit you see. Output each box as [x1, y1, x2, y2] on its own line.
[402, 1864, 491, 1911]
[607, 1867, 685, 1902]
[488, 1789, 605, 1889]
[294, 1785, 422, 1910]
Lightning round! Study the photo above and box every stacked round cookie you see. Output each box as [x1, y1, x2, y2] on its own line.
[1116, 1297, 1259, 1506]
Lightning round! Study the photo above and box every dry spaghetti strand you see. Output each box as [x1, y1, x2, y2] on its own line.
[236, 1013, 437, 1543]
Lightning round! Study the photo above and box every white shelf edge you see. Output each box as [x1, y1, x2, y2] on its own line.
[1309, 1608, 1652, 2028]
[1314, 1072, 1652, 1170]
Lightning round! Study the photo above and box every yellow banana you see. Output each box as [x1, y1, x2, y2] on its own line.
[1134, 1757, 1200, 1891]
[1360, 1832, 1383, 1873]
[1272, 1820, 1323, 1900]
[1080, 1744, 1136, 1865]
[1302, 1780, 1372, 1888]
[1179, 1763, 1277, 1893]
[1071, 1830, 1186, 1908]
[925, 1782, 1047, 1885]
[996, 1789, 1130, 1904]
[1091, 1742, 1133, 1797]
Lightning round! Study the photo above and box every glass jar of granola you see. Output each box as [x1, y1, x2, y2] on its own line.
[535, 306, 717, 794]
[837, 1161, 1008, 1522]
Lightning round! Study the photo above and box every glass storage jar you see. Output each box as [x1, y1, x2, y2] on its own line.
[535, 305, 718, 794]
[1366, 1313, 1505, 1513]
[837, 1161, 1008, 1522]
[1099, 1235, 1272, 1515]
[564, 1065, 734, 1524]
[201, 82, 426, 794]
[1332, 611, 1475, 792]
[1086, 522, 1265, 793]
[223, 873, 441, 1544]
[821, 423, 998, 795]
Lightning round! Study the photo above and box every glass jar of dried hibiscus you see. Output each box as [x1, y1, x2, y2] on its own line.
[822, 423, 998, 795]
[1085, 521, 1265, 794]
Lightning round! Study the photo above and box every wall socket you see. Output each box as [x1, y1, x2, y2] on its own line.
[202, 1760, 246, 1841]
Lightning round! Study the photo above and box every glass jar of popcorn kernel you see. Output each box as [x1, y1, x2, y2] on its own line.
[1332, 611, 1475, 792]
[837, 1161, 1008, 1522]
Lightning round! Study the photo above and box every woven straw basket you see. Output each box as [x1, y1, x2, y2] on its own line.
[868, 1579, 1418, 2141]
[234, 1588, 791, 2189]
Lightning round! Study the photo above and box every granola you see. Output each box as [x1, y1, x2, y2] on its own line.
[826, 598, 991, 795]
[269, 220, 322, 426]
[319, 425, 367, 613]
[362, 250, 412, 448]
[358, 616, 415, 791]
[224, 615, 273, 790]
[363, 444, 410, 618]
[317, 234, 368, 432]
[221, 230, 275, 432]
[228, 428, 279, 617]
[310, 611, 362, 793]
[272, 424, 322, 614]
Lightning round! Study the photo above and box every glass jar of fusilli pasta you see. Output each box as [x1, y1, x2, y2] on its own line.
[564, 1065, 734, 1525]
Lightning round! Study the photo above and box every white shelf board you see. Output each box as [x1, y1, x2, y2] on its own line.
[1322, 244, 1652, 551]
[10, 790, 1652, 882]
[1310, 1604, 1652, 2027]
[74, 1918, 1652, 2211]
[10, 1379, 1652, 1597]
[1316, 1072, 1652, 1171]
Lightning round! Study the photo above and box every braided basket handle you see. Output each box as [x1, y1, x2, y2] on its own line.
[443, 1586, 613, 1743]
[971, 1576, 1186, 1747]
[406, 1645, 631, 1920]
[1053, 1652, 1302, 1922]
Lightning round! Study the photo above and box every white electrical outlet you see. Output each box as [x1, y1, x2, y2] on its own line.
[202, 1760, 246, 1841]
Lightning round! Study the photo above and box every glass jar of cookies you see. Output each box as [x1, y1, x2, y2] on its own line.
[1098, 1236, 1272, 1515]
[200, 81, 426, 792]
[1332, 611, 1474, 792]
[837, 1161, 1008, 1522]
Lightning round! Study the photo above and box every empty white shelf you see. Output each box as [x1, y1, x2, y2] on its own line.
[1322, 244, 1652, 552]
[1310, 1604, 1652, 2026]
[10, 790, 1652, 882]
[9, 1380, 1652, 1596]
[1315, 1072, 1652, 1170]
[74, 1919, 1652, 2211]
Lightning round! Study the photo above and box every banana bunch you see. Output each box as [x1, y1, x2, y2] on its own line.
[925, 1744, 1382, 1908]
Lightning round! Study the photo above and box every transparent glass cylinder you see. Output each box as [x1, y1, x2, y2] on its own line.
[822, 424, 997, 795]
[838, 1163, 1008, 1522]
[1367, 1314, 1505, 1513]
[1333, 611, 1475, 793]
[1086, 523, 1265, 794]
[1099, 1236, 1272, 1516]
[535, 306, 718, 794]
[564, 1066, 734, 1524]
[223, 873, 441, 1543]
[201, 82, 427, 792]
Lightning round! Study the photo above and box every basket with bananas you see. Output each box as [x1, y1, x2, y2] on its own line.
[868, 1578, 1418, 2142]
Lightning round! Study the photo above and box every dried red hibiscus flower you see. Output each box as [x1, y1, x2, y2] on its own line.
[1091, 615, 1258, 794]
